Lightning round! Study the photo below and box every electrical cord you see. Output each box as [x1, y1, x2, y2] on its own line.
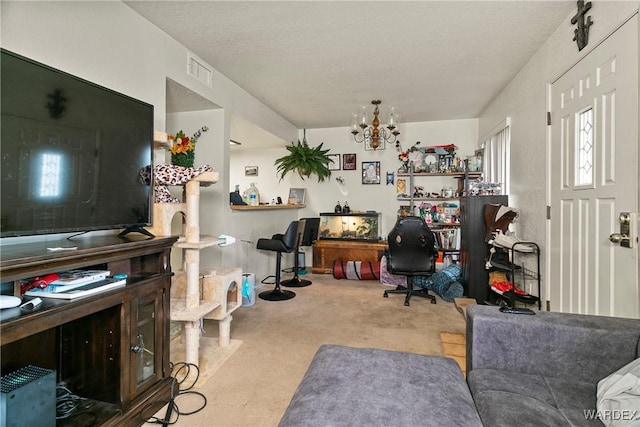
[55, 384, 94, 420]
[65, 230, 89, 240]
[141, 361, 207, 426]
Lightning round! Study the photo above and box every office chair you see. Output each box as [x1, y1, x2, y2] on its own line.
[282, 217, 320, 287]
[383, 216, 437, 306]
[257, 220, 299, 301]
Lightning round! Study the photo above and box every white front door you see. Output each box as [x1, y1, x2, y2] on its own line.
[549, 16, 639, 318]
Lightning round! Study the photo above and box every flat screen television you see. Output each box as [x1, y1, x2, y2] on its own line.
[1, 49, 154, 238]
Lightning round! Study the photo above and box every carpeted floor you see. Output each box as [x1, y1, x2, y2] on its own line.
[145, 273, 467, 427]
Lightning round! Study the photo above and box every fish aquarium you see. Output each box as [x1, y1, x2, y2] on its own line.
[318, 212, 382, 241]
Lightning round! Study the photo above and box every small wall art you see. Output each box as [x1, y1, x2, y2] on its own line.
[342, 153, 356, 170]
[327, 154, 341, 170]
[474, 149, 484, 172]
[365, 138, 385, 151]
[362, 161, 381, 184]
[245, 165, 258, 176]
[288, 188, 306, 205]
[386, 171, 394, 185]
[397, 178, 407, 196]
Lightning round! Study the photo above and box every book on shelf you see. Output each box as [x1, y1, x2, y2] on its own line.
[51, 269, 111, 286]
[432, 228, 460, 251]
[25, 277, 126, 300]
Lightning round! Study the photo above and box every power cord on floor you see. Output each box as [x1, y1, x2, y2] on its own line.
[56, 384, 94, 420]
[141, 362, 207, 426]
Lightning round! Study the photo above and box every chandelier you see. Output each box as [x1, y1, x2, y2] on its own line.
[350, 100, 400, 150]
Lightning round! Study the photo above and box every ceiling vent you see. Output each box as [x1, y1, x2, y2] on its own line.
[187, 52, 213, 88]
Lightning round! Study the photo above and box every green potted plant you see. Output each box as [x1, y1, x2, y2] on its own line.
[168, 126, 208, 167]
[275, 130, 334, 182]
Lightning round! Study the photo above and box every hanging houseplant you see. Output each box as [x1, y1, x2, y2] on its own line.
[274, 130, 334, 182]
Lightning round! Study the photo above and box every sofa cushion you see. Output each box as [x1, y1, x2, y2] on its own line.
[466, 305, 640, 384]
[468, 368, 603, 426]
[279, 344, 483, 427]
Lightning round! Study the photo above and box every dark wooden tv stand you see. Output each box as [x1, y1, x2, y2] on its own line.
[0, 234, 178, 426]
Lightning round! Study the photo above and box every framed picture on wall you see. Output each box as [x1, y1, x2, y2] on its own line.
[245, 165, 258, 176]
[327, 154, 341, 170]
[342, 153, 356, 170]
[386, 171, 394, 185]
[364, 138, 385, 151]
[474, 149, 484, 172]
[397, 178, 407, 196]
[288, 188, 306, 205]
[362, 161, 381, 184]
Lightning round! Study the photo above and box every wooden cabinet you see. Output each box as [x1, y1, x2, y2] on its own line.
[459, 195, 508, 303]
[0, 235, 177, 426]
[312, 240, 387, 274]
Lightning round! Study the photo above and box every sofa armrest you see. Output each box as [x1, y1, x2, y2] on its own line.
[466, 305, 640, 383]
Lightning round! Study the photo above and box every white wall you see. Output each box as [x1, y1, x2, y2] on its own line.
[165, 110, 227, 269]
[0, 0, 298, 189]
[230, 119, 479, 245]
[297, 120, 480, 238]
[0, 1, 299, 278]
[7, 1, 634, 289]
[478, 2, 640, 303]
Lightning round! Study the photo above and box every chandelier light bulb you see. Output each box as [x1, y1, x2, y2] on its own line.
[350, 113, 359, 133]
[388, 107, 397, 128]
[359, 106, 368, 128]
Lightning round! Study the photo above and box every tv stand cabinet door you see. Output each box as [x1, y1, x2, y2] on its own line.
[127, 276, 170, 403]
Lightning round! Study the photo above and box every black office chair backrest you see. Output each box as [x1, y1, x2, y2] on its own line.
[386, 216, 436, 275]
[300, 217, 321, 246]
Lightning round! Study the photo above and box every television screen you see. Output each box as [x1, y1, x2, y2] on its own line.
[1, 49, 153, 237]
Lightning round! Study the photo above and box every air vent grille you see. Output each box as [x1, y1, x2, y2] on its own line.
[187, 53, 213, 88]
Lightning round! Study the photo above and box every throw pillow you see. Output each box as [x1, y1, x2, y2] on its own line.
[596, 357, 640, 426]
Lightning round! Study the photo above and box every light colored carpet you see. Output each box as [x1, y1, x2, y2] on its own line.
[169, 336, 243, 388]
[146, 274, 467, 427]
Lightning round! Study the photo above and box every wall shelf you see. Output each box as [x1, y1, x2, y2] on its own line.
[397, 171, 482, 177]
[230, 204, 306, 211]
[397, 197, 460, 202]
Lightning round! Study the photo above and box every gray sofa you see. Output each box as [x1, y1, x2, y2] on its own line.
[279, 305, 640, 427]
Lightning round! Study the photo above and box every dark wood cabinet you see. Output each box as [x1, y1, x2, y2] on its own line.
[0, 235, 178, 426]
[312, 240, 387, 274]
[459, 195, 508, 303]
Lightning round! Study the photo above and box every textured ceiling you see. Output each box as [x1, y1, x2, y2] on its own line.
[126, 1, 575, 130]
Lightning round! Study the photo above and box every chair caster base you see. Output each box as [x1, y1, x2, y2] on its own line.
[384, 287, 437, 305]
[259, 288, 296, 301]
[281, 278, 312, 287]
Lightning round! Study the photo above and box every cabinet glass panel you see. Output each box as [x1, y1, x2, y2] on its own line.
[319, 212, 381, 241]
[136, 300, 156, 384]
